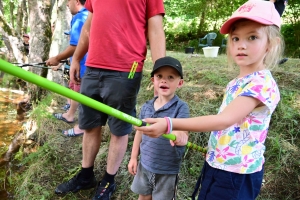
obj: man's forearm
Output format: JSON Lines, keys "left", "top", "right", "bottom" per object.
{"left": 56, "top": 45, "right": 76, "bottom": 61}
{"left": 148, "top": 15, "right": 166, "bottom": 63}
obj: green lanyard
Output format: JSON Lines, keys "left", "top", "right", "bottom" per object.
{"left": 128, "top": 61, "right": 138, "bottom": 79}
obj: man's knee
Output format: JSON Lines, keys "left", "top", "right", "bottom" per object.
{"left": 85, "top": 126, "right": 102, "bottom": 136}
{"left": 109, "top": 134, "right": 129, "bottom": 147}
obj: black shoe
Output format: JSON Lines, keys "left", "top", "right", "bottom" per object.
{"left": 279, "top": 58, "right": 288, "bottom": 65}
{"left": 55, "top": 172, "right": 97, "bottom": 195}
{"left": 92, "top": 180, "right": 116, "bottom": 200}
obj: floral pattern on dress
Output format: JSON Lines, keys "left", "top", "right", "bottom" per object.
{"left": 206, "top": 70, "right": 280, "bottom": 174}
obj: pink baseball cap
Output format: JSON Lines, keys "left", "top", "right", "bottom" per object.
{"left": 220, "top": 0, "right": 281, "bottom": 34}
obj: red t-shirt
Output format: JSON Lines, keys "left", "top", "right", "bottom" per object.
{"left": 85, "top": 0, "right": 165, "bottom": 72}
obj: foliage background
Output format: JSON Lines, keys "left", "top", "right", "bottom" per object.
{"left": 163, "top": 0, "right": 300, "bottom": 57}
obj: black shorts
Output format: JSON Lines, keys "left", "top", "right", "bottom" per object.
{"left": 79, "top": 67, "right": 142, "bottom": 136}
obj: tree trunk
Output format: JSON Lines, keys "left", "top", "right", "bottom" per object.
{"left": 0, "top": 1, "right": 3, "bottom": 14}
{"left": 9, "top": 1, "right": 14, "bottom": 28}
{"left": 197, "top": 1, "right": 208, "bottom": 36}
{"left": 27, "top": 0, "right": 52, "bottom": 102}
{"left": 16, "top": 2, "right": 24, "bottom": 34}
{"left": 47, "top": 0, "right": 71, "bottom": 84}
{"left": 21, "top": 0, "right": 28, "bottom": 34}
{"left": 0, "top": 10, "right": 24, "bottom": 63}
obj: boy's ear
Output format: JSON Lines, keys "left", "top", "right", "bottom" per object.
{"left": 151, "top": 77, "right": 154, "bottom": 83}
{"left": 177, "top": 79, "right": 184, "bottom": 88}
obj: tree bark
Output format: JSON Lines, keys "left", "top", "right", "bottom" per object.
{"left": 0, "top": 1, "right": 3, "bottom": 14}
{"left": 16, "top": 3, "right": 23, "bottom": 34}
{"left": 198, "top": 3, "right": 207, "bottom": 37}
{"left": 9, "top": 1, "right": 14, "bottom": 28}
{"left": 47, "top": 0, "right": 71, "bottom": 84}
{"left": 21, "top": 0, "right": 28, "bottom": 34}
{"left": 27, "top": 0, "right": 52, "bottom": 102}
{"left": 0, "top": 10, "right": 24, "bottom": 63}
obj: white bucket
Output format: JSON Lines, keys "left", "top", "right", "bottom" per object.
{"left": 202, "top": 46, "right": 220, "bottom": 57}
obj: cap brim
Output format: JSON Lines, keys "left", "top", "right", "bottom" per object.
{"left": 220, "top": 16, "right": 276, "bottom": 34}
{"left": 151, "top": 65, "right": 183, "bottom": 79}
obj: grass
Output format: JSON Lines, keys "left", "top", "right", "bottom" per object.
{"left": 4, "top": 51, "right": 300, "bottom": 199}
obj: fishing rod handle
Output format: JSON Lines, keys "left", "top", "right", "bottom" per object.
{"left": 164, "top": 134, "right": 207, "bottom": 153}
{"left": 60, "top": 60, "right": 68, "bottom": 64}
{"left": 24, "top": 60, "right": 67, "bottom": 65}
{"left": 187, "top": 142, "right": 207, "bottom": 153}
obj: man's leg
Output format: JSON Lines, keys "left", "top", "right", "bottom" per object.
{"left": 60, "top": 80, "right": 80, "bottom": 121}
{"left": 106, "top": 134, "right": 128, "bottom": 174}
{"left": 54, "top": 126, "right": 101, "bottom": 195}
{"left": 138, "top": 195, "right": 152, "bottom": 200}
{"left": 62, "top": 83, "right": 84, "bottom": 135}
{"left": 82, "top": 126, "right": 102, "bottom": 167}
{"left": 62, "top": 124, "right": 84, "bottom": 136}
{"left": 92, "top": 69, "right": 142, "bottom": 199}
{"left": 92, "top": 133, "right": 128, "bottom": 199}
{"left": 55, "top": 68, "right": 103, "bottom": 195}
{"left": 62, "top": 100, "right": 78, "bottom": 122}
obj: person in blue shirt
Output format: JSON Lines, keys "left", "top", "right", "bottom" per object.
{"left": 46, "top": 0, "right": 88, "bottom": 137}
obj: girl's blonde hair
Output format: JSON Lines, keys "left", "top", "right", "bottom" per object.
{"left": 226, "top": 20, "right": 285, "bottom": 70}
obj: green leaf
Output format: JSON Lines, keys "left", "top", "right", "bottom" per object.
{"left": 246, "top": 158, "right": 263, "bottom": 173}
{"left": 248, "top": 141, "right": 256, "bottom": 147}
{"left": 250, "top": 125, "right": 265, "bottom": 131}
{"left": 210, "top": 135, "right": 217, "bottom": 149}
{"left": 229, "top": 140, "right": 238, "bottom": 148}
{"left": 224, "top": 157, "right": 241, "bottom": 165}
{"left": 226, "top": 95, "right": 233, "bottom": 105}
{"left": 228, "top": 131, "right": 235, "bottom": 136}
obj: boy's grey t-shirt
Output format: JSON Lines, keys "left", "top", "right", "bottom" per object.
{"left": 140, "top": 95, "right": 190, "bottom": 174}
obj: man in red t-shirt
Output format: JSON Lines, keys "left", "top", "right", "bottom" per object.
{"left": 55, "top": 0, "right": 166, "bottom": 199}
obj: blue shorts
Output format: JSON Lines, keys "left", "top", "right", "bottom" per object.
{"left": 192, "top": 162, "right": 263, "bottom": 200}
{"left": 79, "top": 67, "right": 142, "bottom": 136}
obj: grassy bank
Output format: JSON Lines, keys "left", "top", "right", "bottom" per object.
{"left": 8, "top": 51, "right": 300, "bottom": 200}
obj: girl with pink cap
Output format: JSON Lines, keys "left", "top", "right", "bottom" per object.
{"left": 134, "top": 0, "right": 284, "bottom": 199}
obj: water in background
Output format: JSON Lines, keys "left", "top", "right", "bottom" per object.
{"left": 0, "top": 88, "right": 25, "bottom": 199}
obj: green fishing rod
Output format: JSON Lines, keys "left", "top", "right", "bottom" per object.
{"left": 0, "top": 59, "right": 207, "bottom": 153}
